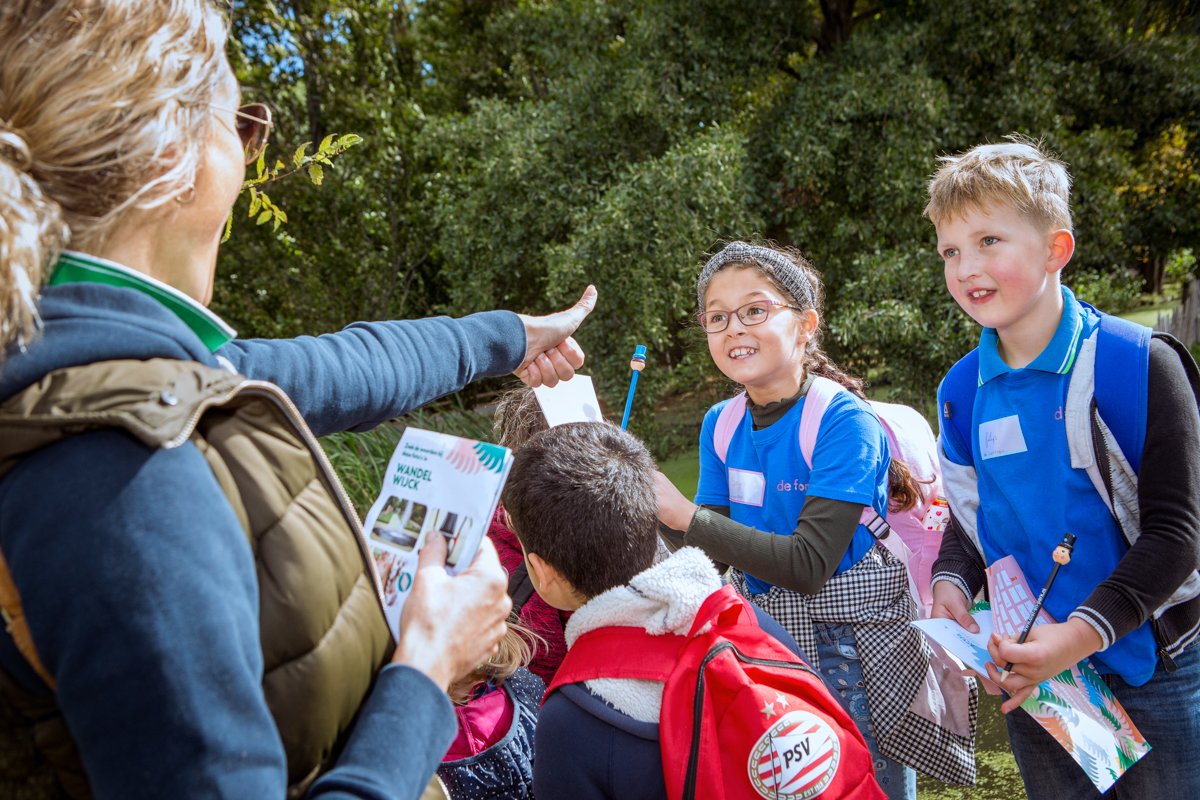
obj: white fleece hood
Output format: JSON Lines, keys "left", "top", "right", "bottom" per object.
{"left": 563, "top": 546, "right": 722, "bottom": 723}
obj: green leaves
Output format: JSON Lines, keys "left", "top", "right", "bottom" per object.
{"left": 216, "top": 0, "right": 1200, "bottom": 422}
{"left": 225, "top": 132, "right": 365, "bottom": 239}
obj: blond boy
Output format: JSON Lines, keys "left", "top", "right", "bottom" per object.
{"left": 926, "top": 138, "right": 1200, "bottom": 799}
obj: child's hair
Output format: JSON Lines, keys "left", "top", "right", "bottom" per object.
{"left": 924, "top": 135, "right": 1073, "bottom": 233}
{"left": 493, "top": 384, "right": 549, "bottom": 451}
{"left": 501, "top": 422, "right": 659, "bottom": 599}
{"left": 696, "top": 241, "right": 928, "bottom": 512}
{"left": 447, "top": 621, "right": 544, "bottom": 705}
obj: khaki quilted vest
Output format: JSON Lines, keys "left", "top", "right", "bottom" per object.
{"left": 0, "top": 359, "right": 393, "bottom": 798}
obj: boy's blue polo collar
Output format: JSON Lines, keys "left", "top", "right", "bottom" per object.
{"left": 48, "top": 250, "right": 237, "bottom": 352}
{"left": 977, "top": 286, "right": 1086, "bottom": 385}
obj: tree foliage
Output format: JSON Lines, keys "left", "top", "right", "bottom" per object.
{"left": 218, "top": 0, "right": 1200, "bottom": 425}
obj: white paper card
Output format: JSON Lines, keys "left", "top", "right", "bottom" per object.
{"left": 728, "top": 468, "right": 766, "bottom": 506}
{"left": 532, "top": 375, "right": 604, "bottom": 427}
{"left": 911, "top": 611, "right": 996, "bottom": 675}
{"left": 362, "top": 428, "right": 513, "bottom": 640}
{"left": 979, "top": 414, "right": 1028, "bottom": 460}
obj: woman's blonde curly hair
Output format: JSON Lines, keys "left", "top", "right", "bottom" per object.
{"left": 0, "top": 0, "right": 230, "bottom": 353}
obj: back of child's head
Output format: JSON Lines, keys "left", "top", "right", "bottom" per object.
{"left": 493, "top": 384, "right": 549, "bottom": 451}
{"left": 924, "top": 135, "right": 1073, "bottom": 233}
{"left": 501, "top": 422, "right": 659, "bottom": 599}
{"left": 695, "top": 241, "right": 929, "bottom": 513}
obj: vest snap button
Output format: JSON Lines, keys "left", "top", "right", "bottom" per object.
{"left": 159, "top": 389, "right": 179, "bottom": 406}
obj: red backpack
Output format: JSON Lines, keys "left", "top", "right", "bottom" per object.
{"left": 545, "top": 586, "right": 884, "bottom": 800}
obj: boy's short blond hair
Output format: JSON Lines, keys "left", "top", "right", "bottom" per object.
{"left": 924, "top": 136, "right": 1073, "bottom": 232}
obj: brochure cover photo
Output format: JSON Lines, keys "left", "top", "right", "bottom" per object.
{"left": 361, "top": 428, "right": 513, "bottom": 639}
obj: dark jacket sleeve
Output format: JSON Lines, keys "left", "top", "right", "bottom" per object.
{"left": 667, "top": 497, "right": 863, "bottom": 595}
{"left": 217, "top": 312, "right": 527, "bottom": 437}
{"left": 0, "top": 431, "right": 454, "bottom": 800}
{"left": 931, "top": 512, "right": 987, "bottom": 603}
{"left": 1074, "top": 338, "right": 1200, "bottom": 646}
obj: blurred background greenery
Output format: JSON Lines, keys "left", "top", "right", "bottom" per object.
{"left": 222, "top": 0, "right": 1200, "bottom": 453}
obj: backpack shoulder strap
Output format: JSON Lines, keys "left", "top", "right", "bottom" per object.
{"left": 797, "top": 376, "right": 843, "bottom": 469}
{"left": 1093, "top": 312, "right": 1152, "bottom": 473}
{"left": 544, "top": 627, "right": 684, "bottom": 701}
{"left": 712, "top": 393, "right": 748, "bottom": 464}
{"left": 506, "top": 561, "right": 537, "bottom": 618}
{"left": 938, "top": 348, "right": 981, "bottom": 466}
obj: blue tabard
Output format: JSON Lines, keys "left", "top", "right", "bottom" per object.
{"left": 696, "top": 389, "right": 890, "bottom": 595}
{"left": 938, "top": 287, "right": 1159, "bottom": 686}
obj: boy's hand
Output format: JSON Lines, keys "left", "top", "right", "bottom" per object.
{"left": 654, "top": 471, "right": 697, "bottom": 532}
{"left": 515, "top": 286, "right": 597, "bottom": 387}
{"left": 985, "top": 618, "right": 1104, "bottom": 713}
{"left": 392, "top": 534, "right": 512, "bottom": 693}
{"left": 929, "top": 581, "right": 981, "bottom": 677}
{"left": 931, "top": 581, "right": 979, "bottom": 633}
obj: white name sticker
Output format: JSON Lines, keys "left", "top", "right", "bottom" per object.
{"left": 728, "top": 468, "right": 766, "bottom": 506}
{"left": 979, "top": 415, "right": 1028, "bottom": 460}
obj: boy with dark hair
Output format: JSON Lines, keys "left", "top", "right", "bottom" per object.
{"left": 502, "top": 423, "right": 851, "bottom": 800}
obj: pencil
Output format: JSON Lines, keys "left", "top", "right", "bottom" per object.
{"left": 1000, "top": 532, "right": 1076, "bottom": 679}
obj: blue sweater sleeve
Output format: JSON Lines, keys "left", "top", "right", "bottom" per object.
{"left": 307, "top": 665, "right": 456, "bottom": 800}
{"left": 0, "top": 432, "right": 455, "bottom": 800}
{"left": 216, "top": 312, "right": 527, "bottom": 437}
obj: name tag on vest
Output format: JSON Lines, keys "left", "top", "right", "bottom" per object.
{"left": 728, "top": 468, "right": 766, "bottom": 506}
{"left": 979, "top": 414, "right": 1028, "bottom": 460}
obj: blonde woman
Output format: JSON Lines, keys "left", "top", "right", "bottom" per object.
{"left": 0, "top": 2, "right": 595, "bottom": 799}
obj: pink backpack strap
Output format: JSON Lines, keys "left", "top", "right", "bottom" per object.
{"left": 797, "top": 376, "right": 844, "bottom": 469}
{"left": 712, "top": 393, "right": 748, "bottom": 463}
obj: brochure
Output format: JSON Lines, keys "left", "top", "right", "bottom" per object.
{"left": 914, "top": 559, "right": 1152, "bottom": 792}
{"left": 985, "top": 556, "right": 1151, "bottom": 792}
{"left": 361, "top": 427, "right": 513, "bottom": 640}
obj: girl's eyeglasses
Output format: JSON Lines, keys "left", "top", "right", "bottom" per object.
{"left": 209, "top": 103, "right": 273, "bottom": 165}
{"left": 696, "top": 299, "right": 803, "bottom": 334}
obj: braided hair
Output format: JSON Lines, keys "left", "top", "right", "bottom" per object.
{"left": 697, "top": 242, "right": 926, "bottom": 512}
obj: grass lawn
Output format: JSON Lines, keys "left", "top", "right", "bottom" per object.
{"left": 1119, "top": 296, "right": 1180, "bottom": 328}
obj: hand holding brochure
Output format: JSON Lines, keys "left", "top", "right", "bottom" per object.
{"left": 914, "top": 557, "right": 1151, "bottom": 793}
{"left": 361, "top": 427, "right": 513, "bottom": 640}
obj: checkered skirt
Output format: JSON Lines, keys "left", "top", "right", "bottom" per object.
{"left": 731, "top": 545, "right": 978, "bottom": 786}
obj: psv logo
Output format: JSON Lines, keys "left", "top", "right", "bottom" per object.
{"left": 747, "top": 710, "right": 840, "bottom": 799}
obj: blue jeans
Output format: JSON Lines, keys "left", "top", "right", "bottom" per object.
{"left": 1006, "top": 643, "right": 1200, "bottom": 800}
{"left": 813, "top": 621, "right": 917, "bottom": 800}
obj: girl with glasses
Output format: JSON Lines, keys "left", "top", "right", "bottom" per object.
{"left": 0, "top": 2, "right": 596, "bottom": 799}
{"left": 655, "top": 241, "right": 977, "bottom": 799}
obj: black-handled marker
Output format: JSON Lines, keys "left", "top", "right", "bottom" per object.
{"left": 1000, "top": 532, "right": 1076, "bottom": 680}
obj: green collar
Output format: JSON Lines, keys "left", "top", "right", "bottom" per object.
{"left": 49, "top": 251, "right": 237, "bottom": 352}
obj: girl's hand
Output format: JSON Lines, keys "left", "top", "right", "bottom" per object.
{"left": 515, "top": 286, "right": 597, "bottom": 387}
{"left": 984, "top": 618, "right": 1104, "bottom": 713}
{"left": 393, "top": 534, "right": 512, "bottom": 692}
{"left": 654, "top": 471, "right": 697, "bottom": 532}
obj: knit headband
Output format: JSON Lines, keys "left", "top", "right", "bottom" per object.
{"left": 695, "top": 242, "right": 816, "bottom": 311}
